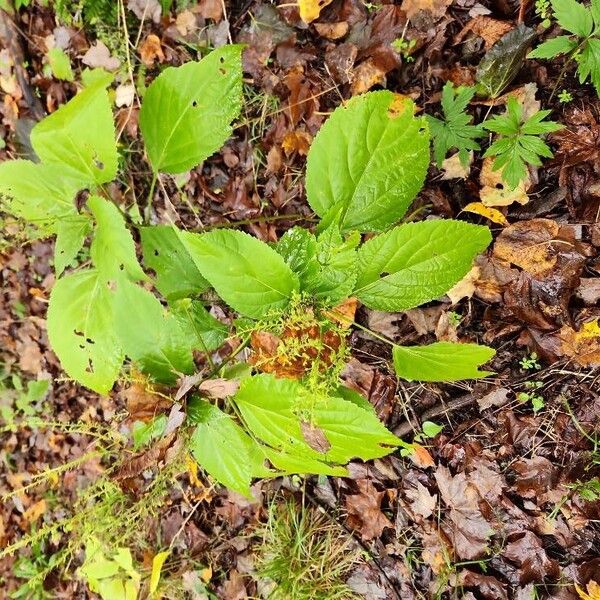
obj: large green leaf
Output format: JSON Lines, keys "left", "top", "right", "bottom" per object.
{"left": 0, "top": 160, "right": 82, "bottom": 227}
{"left": 140, "top": 225, "right": 208, "bottom": 301}
{"left": 180, "top": 229, "right": 299, "bottom": 318}
{"left": 354, "top": 220, "right": 491, "bottom": 311}
{"left": 234, "top": 374, "right": 403, "bottom": 468}
{"left": 47, "top": 269, "right": 122, "bottom": 395}
{"left": 88, "top": 196, "right": 147, "bottom": 282}
{"left": 111, "top": 277, "right": 194, "bottom": 384}
{"left": 393, "top": 342, "right": 495, "bottom": 382}
{"left": 54, "top": 215, "right": 92, "bottom": 276}
{"left": 30, "top": 75, "right": 117, "bottom": 185}
{"left": 139, "top": 45, "right": 243, "bottom": 174}
{"left": 188, "top": 399, "right": 261, "bottom": 498}
{"left": 305, "top": 91, "right": 429, "bottom": 233}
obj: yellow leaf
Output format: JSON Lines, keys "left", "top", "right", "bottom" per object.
{"left": 186, "top": 454, "right": 202, "bottom": 487}
{"left": 200, "top": 565, "right": 212, "bottom": 583}
{"left": 150, "top": 550, "right": 169, "bottom": 594}
{"left": 574, "top": 319, "right": 600, "bottom": 341}
{"left": 576, "top": 581, "right": 600, "bottom": 600}
{"left": 298, "top": 0, "right": 334, "bottom": 24}
{"left": 463, "top": 202, "right": 509, "bottom": 226}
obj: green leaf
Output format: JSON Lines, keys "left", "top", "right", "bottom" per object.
{"left": 0, "top": 160, "right": 82, "bottom": 227}
{"left": 48, "top": 47, "right": 74, "bottom": 81}
{"left": 47, "top": 269, "right": 122, "bottom": 394}
{"left": 180, "top": 229, "right": 299, "bottom": 319}
{"left": 305, "top": 91, "right": 429, "bottom": 233}
{"left": 171, "top": 298, "right": 228, "bottom": 353}
{"left": 140, "top": 225, "right": 208, "bottom": 301}
{"left": 31, "top": 77, "right": 117, "bottom": 185}
{"left": 303, "top": 226, "right": 360, "bottom": 305}
{"left": 527, "top": 35, "right": 578, "bottom": 59}
{"left": 234, "top": 374, "right": 404, "bottom": 469}
{"left": 476, "top": 24, "right": 536, "bottom": 98}
{"left": 188, "top": 399, "right": 258, "bottom": 497}
{"left": 551, "top": 0, "right": 593, "bottom": 36}
{"left": 354, "top": 220, "right": 491, "bottom": 311}
{"left": 54, "top": 216, "right": 92, "bottom": 276}
{"left": 139, "top": 45, "right": 243, "bottom": 174}
{"left": 425, "top": 83, "right": 483, "bottom": 167}
{"left": 421, "top": 421, "right": 444, "bottom": 438}
{"left": 88, "top": 196, "right": 147, "bottom": 282}
{"left": 112, "top": 277, "right": 194, "bottom": 384}
{"left": 577, "top": 38, "right": 600, "bottom": 95}
{"left": 276, "top": 227, "right": 319, "bottom": 282}
{"left": 392, "top": 342, "right": 495, "bottom": 382}
{"left": 132, "top": 414, "right": 167, "bottom": 450}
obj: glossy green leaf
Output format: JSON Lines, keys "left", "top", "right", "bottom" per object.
{"left": 139, "top": 45, "right": 243, "bottom": 174}
{"left": 393, "top": 342, "right": 495, "bottom": 381}
{"left": 112, "top": 277, "right": 193, "bottom": 384}
{"left": 140, "top": 225, "right": 208, "bottom": 301}
{"left": 305, "top": 91, "right": 429, "bottom": 233}
{"left": 47, "top": 269, "right": 122, "bottom": 395}
{"left": 180, "top": 229, "right": 299, "bottom": 318}
{"left": 476, "top": 24, "right": 536, "bottom": 98}
{"left": 354, "top": 220, "right": 492, "bottom": 311}
{"left": 577, "top": 38, "right": 600, "bottom": 95}
{"left": 31, "top": 76, "right": 117, "bottom": 184}
{"left": 276, "top": 227, "right": 319, "bottom": 282}
{"left": 88, "top": 196, "right": 147, "bottom": 282}
{"left": 188, "top": 398, "right": 264, "bottom": 497}
{"left": 54, "top": 216, "right": 92, "bottom": 276}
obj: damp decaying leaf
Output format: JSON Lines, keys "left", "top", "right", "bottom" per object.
{"left": 476, "top": 24, "right": 536, "bottom": 99}
{"left": 345, "top": 479, "right": 394, "bottom": 541}
{"left": 298, "top": 0, "right": 334, "bottom": 24}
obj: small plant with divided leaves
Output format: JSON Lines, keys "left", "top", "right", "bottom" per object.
{"left": 0, "top": 45, "right": 495, "bottom": 497}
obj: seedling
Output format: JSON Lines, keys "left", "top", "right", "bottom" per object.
{"left": 558, "top": 89, "right": 574, "bottom": 102}
{"left": 535, "top": 0, "right": 552, "bottom": 28}
{"left": 520, "top": 352, "right": 541, "bottom": 370}
{"left": 517, "top": 380, "right": 544, "bottom": 412}
{"left": 0, "top": 46, "right": 496, "bottom": 497}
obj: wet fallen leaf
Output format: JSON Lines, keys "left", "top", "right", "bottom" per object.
{"left": 404, "top": 479, "right": 437, "bottom": 519}
{"left": 346, "top": 479, "right": 393, "bottom": 541}
{"left": 401, "top": 0, "right": 452, "bottom": 22}
{"left": 351, "top": 59, "right": 386, "bottom": 95}
{"left": 298, "top": 0, "right": 334, "bottom": 24}
{"left": 128, "top": 0, "right": 161, "bottom": 23}
{"left": 175, "top": 10, "right": 197, "bottom": 36}
{"left": 576, "top": 581, "right": 600, "bottom": 600}
{"left": 122, "top": 380, "right": 172, "bottom": 422}
{"left": 463, "top": 202, "right": 509, "bottom": 226}
{"left": 502, "top": 531, "right": 560, "bottom": 584}
{"left": 559, "top": 319, "right": 600, "bottom": 367}
{"left": 139, "top": 34, "right": 164, "bottom": 66}
{"left": 409, "top": 443, "right": 436, "bottom": 468}
{"left": 314, "top": 21, "right": 349, "bottom": 40}
{"left": 493, "top": 219, "right": 560, "bottom": 277}
{"left": 434, "top": 466, "right": 493, "bottom": 559}
{"left": 455, "top": 15, "right": 513, "bottom": 49}
{"left": 282, "top": 130, "right": 312, "bottom": 156}
{"left": 480, "top": 157, "right": 529, "bottom": 206}
{"left": 446, "top": 265, "right": 481, "bottom": 304}
{"left": 441, "top": 152, "right": 471, "bottom": 179}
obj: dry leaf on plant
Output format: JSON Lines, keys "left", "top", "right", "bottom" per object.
{"left": 480, "top": 157, "right": 529, "bottom": 207}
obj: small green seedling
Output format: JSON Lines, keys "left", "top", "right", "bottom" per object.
{"left": 520, "top": 352, "right": 541, "bottom": 370}
{"left": 517, "top": 380, "right": 544, "bottom": 413}
{"left": 483, "top": 97, "right": 562, "bottom": 189}
{"left": 558, "top": 89, "right": 574, "bottom": 102}
{"left": 535, "top": 0, "right": 552, "bottom": 28}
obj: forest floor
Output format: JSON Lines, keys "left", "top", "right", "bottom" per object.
{"left": 1, "top": 0, "right": 600, "bottom": 598}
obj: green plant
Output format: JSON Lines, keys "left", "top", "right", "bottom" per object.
{"left": 482, "top": 97, "right": 562, "bottom": 189}
{"left": 519, "top": 351, "right": 541, "bottom": 370}
{"left": 392, "top": 35, "right": 416, "bottom": 62}
{"left": 535, "top": 0, "right": 553, "bottom": 27}
{"left": 0, "top": 371, "right": 50, "bottom": 432}
{"left": 0, "top": 47, "right": 495, "bottom": 497}
{"left": 558, "top": 88, "right": 574, "bottom": 102}
{"left": 517, "top": 380, "right": 544, "bottom": 412}
{"left": 254, "top": 498, "right": 360, "bottom": 600}
{"left": 426, "top": 82, "right": 484, "bottom": 167}
{"left": 528, "top": 0, "right": 600, "bottom": 95}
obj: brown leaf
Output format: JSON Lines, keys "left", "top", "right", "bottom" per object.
{"left": 458, "top": 570, "right": 508, "bottom": 599}
{"left": 314, "top": 21, "right": 349, "bottom": 40}
{"left": 502, "top": 531, "right": 560, "bottom": 584}
{"left": 197, "top": 0, "right": 222, "bottom": 21}
{"left": 493, "top": 219, "right": 560, "bottom": 277}
{"left": 300, "top": 421, "right": 331, "bottom": 453}
{"left": 480, "top": 157, "right": 529, "bottom": 207}
{"left": 139, "top": 34, "right": 164, "bottom": 66}
{"left": 401, "top": 0, "right": 452, "bottom": 21}
{"left": 22, "top": 499, "right": 46, "bottom": 526}
{"left": 281, "top": 130, "right": 312, "bottom": 156}
{"left": 350, "top": 58, "right": 386, "bottom": 95}
{"left": 404, "top": 479, "right": 437, "bottom": 519}
{"left": 434, "top": 466, "right": 493, "bottom": 560}
{"left": 198, "top": 378, "right": 240, "bottom": 399}
{"left": 346, "top": 479, "right": 393, "bottom": 541}
{"left": 324, "top": 297, "right": 358, "bottom": 328}
{"left": 559, "top": 319, "right": 600, "bottom": 367}
{"left": 123, "top": 380, "right": 172, "bottom": 422}
{"left": 511, "top": 456, "right": 557, "bottom": 498}
{"left": 409, "top": 443, "right": 435, "bottom": 468}
{"left": 455, "top": 16, "right": 513, "bottom": 49}
{"left": 82, "top": 41, "right": 121, "bottom": 71}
